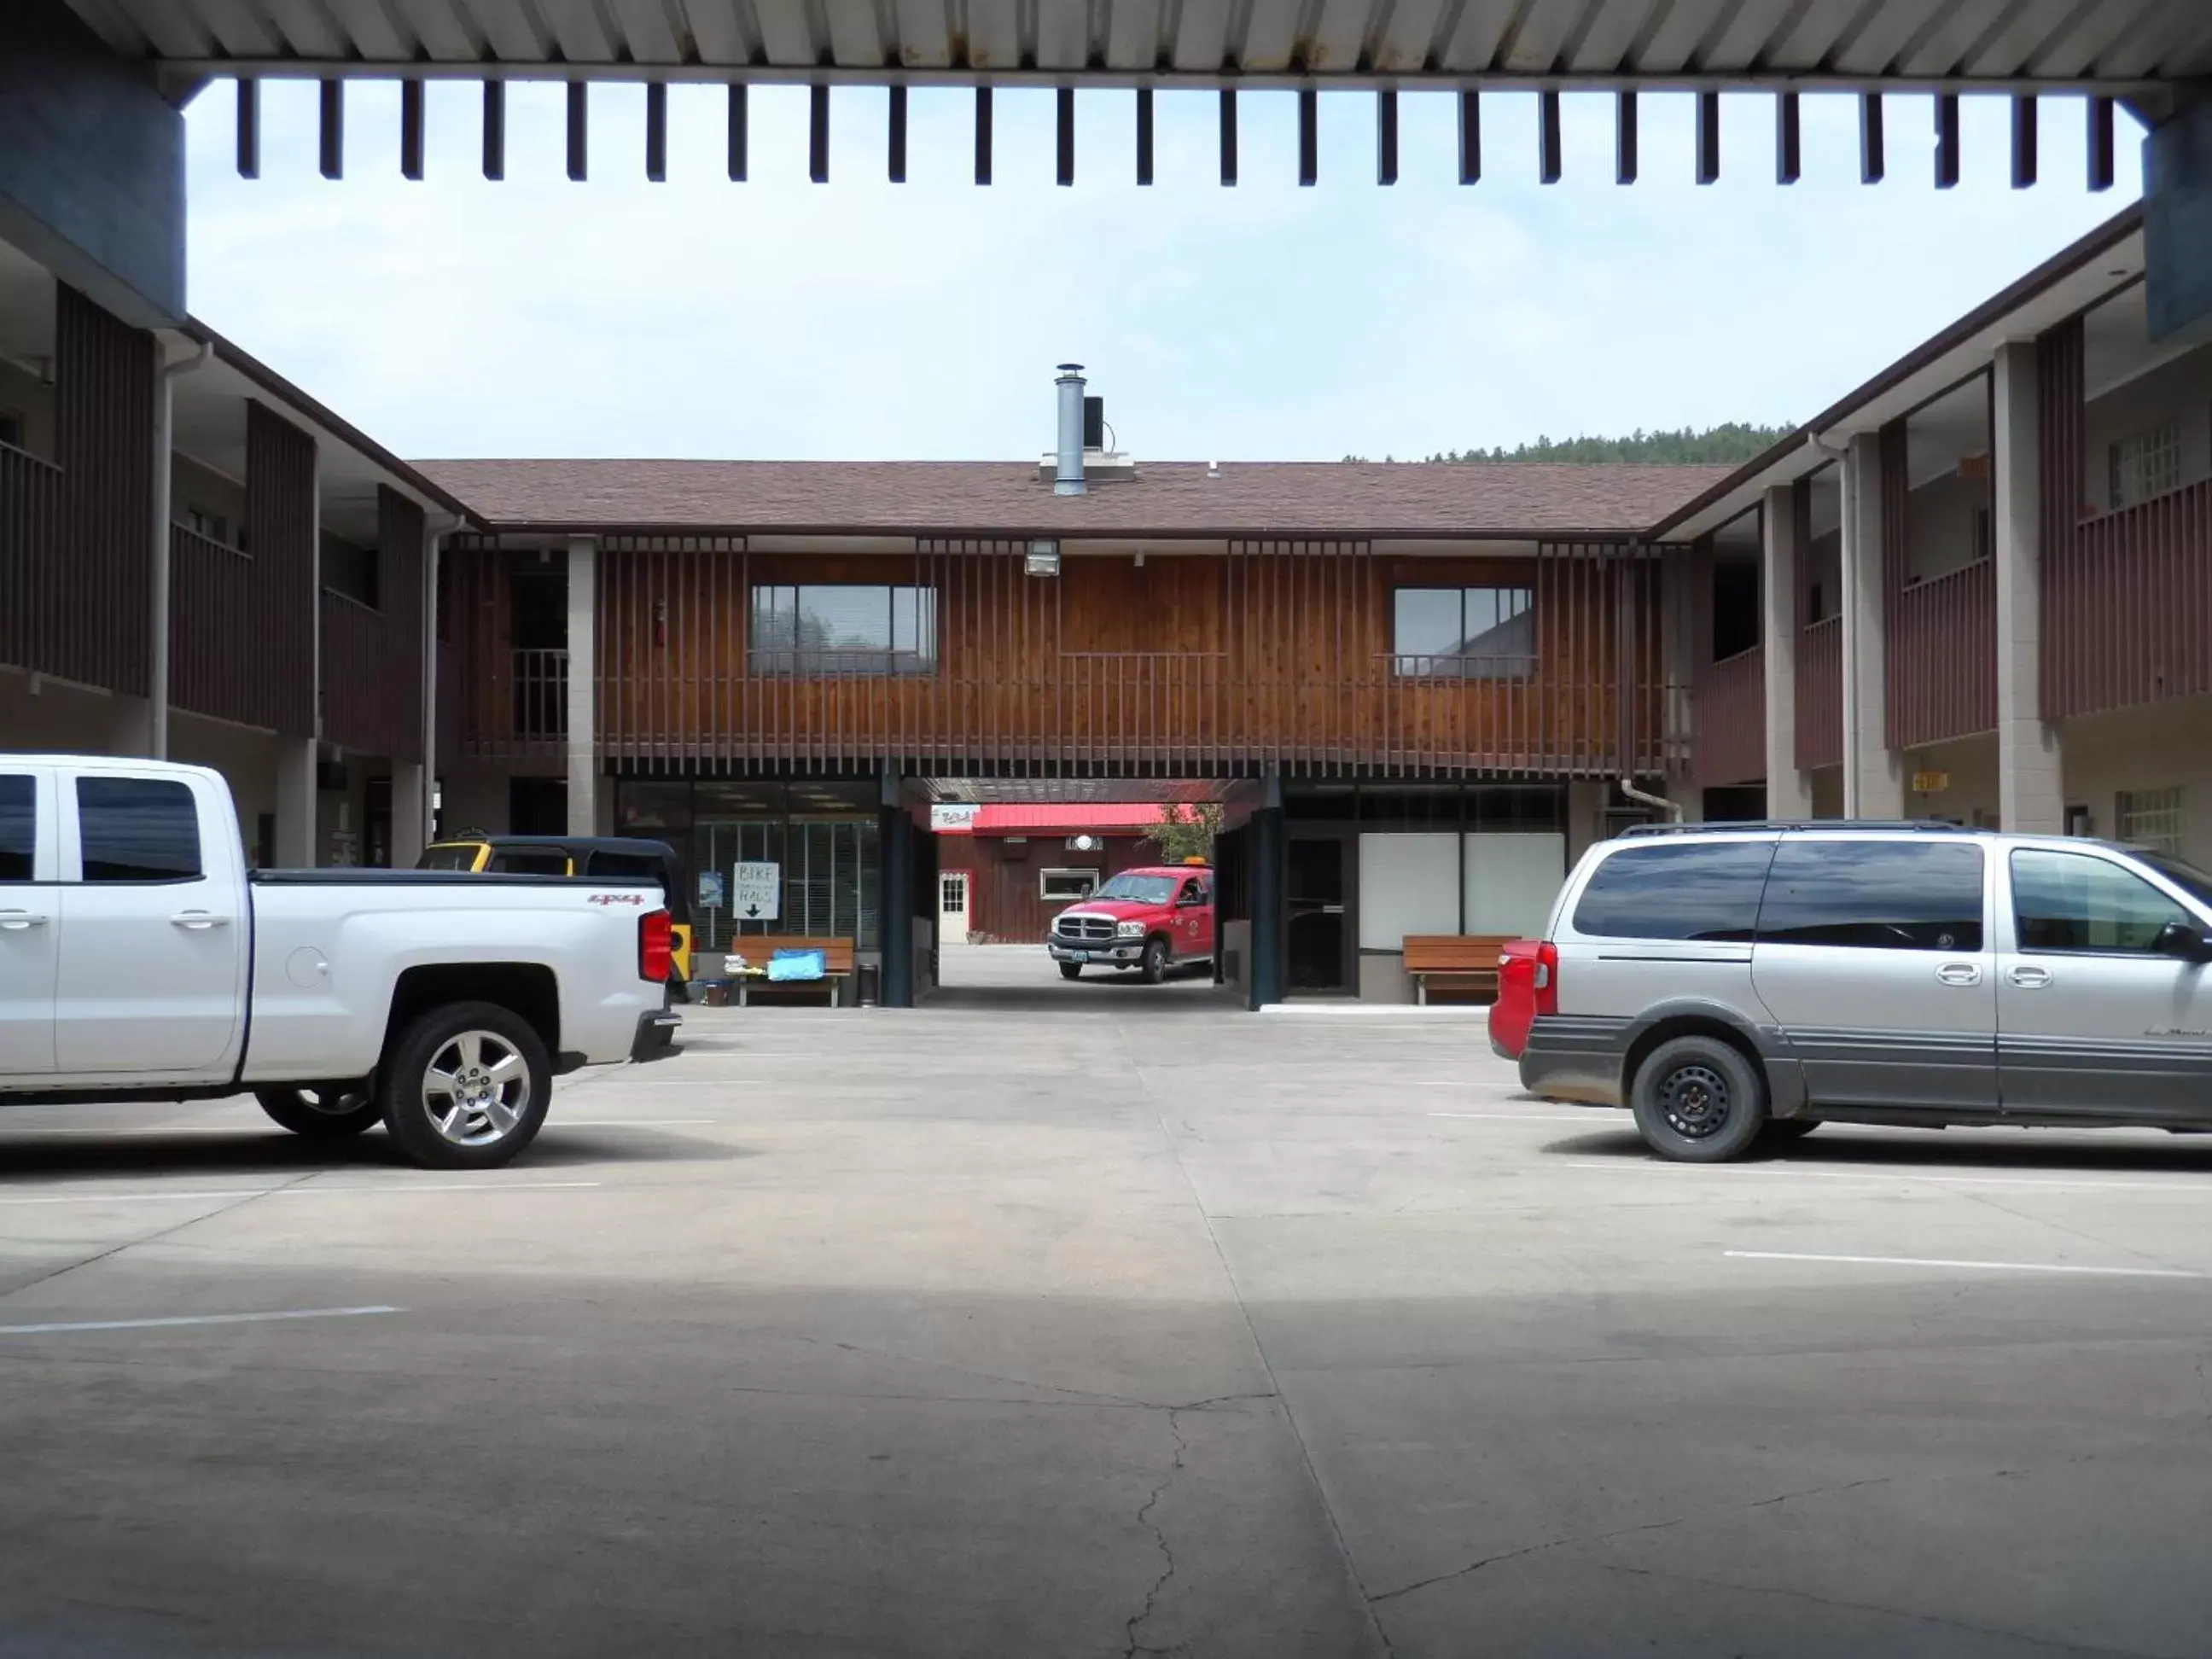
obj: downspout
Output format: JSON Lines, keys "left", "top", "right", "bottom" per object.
{"left": 150, "top": 337, "right": 212, "bottom": 759}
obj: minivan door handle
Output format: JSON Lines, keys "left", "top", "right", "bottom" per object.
{"left": 1936, "top": 962, "right": 1983, "bottom": 987}
{"left": 2009, "top": 964, "right": 2052, "bottom": 989}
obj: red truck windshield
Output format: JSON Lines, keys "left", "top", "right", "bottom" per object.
{"left": 1093, "top": 873, "right": 1179, "bottom": 904}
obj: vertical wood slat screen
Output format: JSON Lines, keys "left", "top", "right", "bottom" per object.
{"left": 320, "top": 486, "right": 427, "bottom": 762}
{"left": 1883, "top": 414, "right": 1997, "bottom": 750}
{"left": 1791, "top": 478, "right": 1843, "bottom": 771}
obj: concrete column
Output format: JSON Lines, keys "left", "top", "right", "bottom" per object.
{"left": 149, "top": 367, "right": 172, "bottom": 758}
{"left": 104, "top": 693, "right": 152, "bottom": 756}
{"left": 1249, "top": 791, "right": 1285, "bottom": 1010}
{"left": 390, "top": 762, "right": 428, "bottom": 866}
{"left": 1840, "top": 433, "right": 1904, "bottom": 818}
{"left": 879, "top": 786, "right": 914, "bottom": 1010}
{"left": 564, "top": 535, "right": 597, "bottom": 837}
{"left": 274, "top": 736, "right": 316, "bottom": 868}
{"left": 1993, "top": 341, "right": 2064, "bottom": 831}
{"left": 1761, "top": 485, "right": 1815, "bottom": 818}
{"left": 420, "top": 529, "right": 441, "bottom": 845}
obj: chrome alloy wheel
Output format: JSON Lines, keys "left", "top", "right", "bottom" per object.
{"left": 422, "top": 1029, "right": 533, "bottom": 1147}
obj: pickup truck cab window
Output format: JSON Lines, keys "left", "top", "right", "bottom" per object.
{"left": 0, "top": 774, "right": 33, "bottom": 881}
{"left": 1094, "top": 873, "right": 1178, "bottom": 904}
{"left": 76, "top": 777, "right": 201, "bottom": 882}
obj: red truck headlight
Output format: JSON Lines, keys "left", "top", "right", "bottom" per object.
{"left": 639, "top": 908, "right": 672, "bottom": 983}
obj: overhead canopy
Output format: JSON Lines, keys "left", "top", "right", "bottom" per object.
{"left": 65, "top": 0, "right": 2212, "bottom": 92}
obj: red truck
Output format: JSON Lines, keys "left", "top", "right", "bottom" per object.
{"left": 1047, "top": 864, "right": 1215, "bottom": 984}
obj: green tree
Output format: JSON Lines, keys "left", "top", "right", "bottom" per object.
{"left": 1144, "top": 803, "right": 1224, "bottom": 865}
{"left": 1344, "top": 423, "right": 1793, "bottom": 467}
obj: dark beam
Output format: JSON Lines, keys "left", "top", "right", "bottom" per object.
{"left": 1615, "top": 88, "right": 1636, "bottom": 183}
{"left": 483, "top": 79, "right": 504, "bottom": 180}
{"left": 1135, "top": 86, "right": 1154, "bottom": 184}
{"left": 1776, "top": 90, "right": 1800, "bottom": 184}
{"left": 318, "top": 79, "right": 342, "bottom": 179}
{"left": 975, "top": 85, "right": 992, "bottom": 184}
{"left": 1860, "top": 91, "right": 1883, "bottom": 184}
{"left": 1298, "top": 86, "right": 1316, "bottom": 185}
{"left": 2011, "top": 94, "right": 2035, "bottom": 188}
{"left": 1935, "top": 90, "right": 1959, "bottom": 188}
{"left": 645, "top": 81, "right": 667, "bottom": 181}
{"left": 236, "top": 77, "right": 258, "bottom": 178}
{"left": 1539, "top": 88, "right": 1561, "bottom": 183}
{"left": 566, "top": 80, "right": 586, "bottom": 181}
{"left": 727, "top": 84, "right": 747, "bottom": 181}
{"left": 808, "top": 81, "right": 828, "bottom": 182}
{"left": 400, "top": 79, "right": 424, "bottom": 179}
{"left": 1220, "top": 87, "right": 1237, "bottom": 186}
{"left": 2088, "top": 95, "right": 2115, "bottom": 193}
{"left": 888, "top": 84, "right": 906, "bottom": 182}
{"left": 1458, "top": 89, "right": 1481, "bottom": 183}
{"left": 1377, "top": 88, "right": 1398, "bottom": 185}
{"left": 1696, "top": 90, "right": 1719, "bottom": 183}
{"left": 1057, "top": 85, "right": 1074, "bottom": 186}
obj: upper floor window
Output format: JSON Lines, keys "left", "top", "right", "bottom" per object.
{"left": 1392, "top": 585, "right": 1534, "bottom": 678}
{"left": 749, "top": 585, "right": 937, "bottom": 677}
{"left": 2109, "top": 419, "right": 2180, "bottom": 509}
{"left": 2117, "top": 786, "right": 2186, "bottom": 856}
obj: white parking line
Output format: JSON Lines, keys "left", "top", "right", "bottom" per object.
{"left": 0, "top": 1305, "right": 401, "bottom": 1336}
{"left": 1429, "top": 1111, "right": 1599, "bottom": 1122}
{"left": 5, "top": 1121, "right": 711, "bottom": 1138}
{"left": 1724, "top": 1249, "right": 2203, "bottom": 1280}
{"left": 1560, "top": 1161, "right": 2212, "bottom": 1195}
{"left": 0, "top": 1181, "right": 602, "bottom": 1207}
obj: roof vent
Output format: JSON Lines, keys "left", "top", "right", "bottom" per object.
{"left": 1053, "top": 363, "right": 1086, "bottom": 497}
{"left": 1039, "top": 364, "right": 1137, "bottom": 486}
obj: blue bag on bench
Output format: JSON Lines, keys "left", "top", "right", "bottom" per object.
{"left": 766, "top": 948, "right": 828, "bottom": 982}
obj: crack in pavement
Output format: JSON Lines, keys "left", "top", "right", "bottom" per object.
{"left": 1124, "top": 1406, "right": 1189, "bottom": 1659}
{"left": 1367, "top": 1474, "right": 1896, "bottom": 1608}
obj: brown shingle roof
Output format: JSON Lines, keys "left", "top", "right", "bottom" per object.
{"left": 414, "top": 458, "right": 1730, "bottom": 539}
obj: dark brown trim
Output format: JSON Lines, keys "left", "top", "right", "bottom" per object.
{"left": 445, "top": 521, "right": 1672, "bottom": 543}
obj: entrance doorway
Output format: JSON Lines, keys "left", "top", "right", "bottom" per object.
{"left": 938, "top": 870, "right": 969, "bottom": 941}
{"left": 1286, "top": 835, "right": 1350, "bottom": 992}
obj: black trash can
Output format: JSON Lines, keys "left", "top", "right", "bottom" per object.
{"left": 855, "top": 963, "right": 880, "bottom": 1008}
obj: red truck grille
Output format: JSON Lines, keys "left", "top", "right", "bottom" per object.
{"left": 1054, "top": 916, "right": 1116, "bottom": 943}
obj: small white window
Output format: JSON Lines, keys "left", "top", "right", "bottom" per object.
{"left": 2116, "top": 787, "right": 2186, "bottom": 856}
{"left": 2109, "top": 420, "right": 2180, "bottom": 509}
{"left": 1039, "top": 868, "right": 1100, "bottom": 902}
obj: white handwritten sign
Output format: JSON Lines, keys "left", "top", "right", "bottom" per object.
{"left": 732, "top": 861, "right": 780, "bottom": 922}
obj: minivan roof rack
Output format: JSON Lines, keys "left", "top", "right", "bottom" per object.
{"left": 1616, "top": 819, "right": 1972, "bottom": 837}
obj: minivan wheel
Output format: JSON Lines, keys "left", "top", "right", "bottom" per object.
{"left": 255, "top": 1085, "right": 380, "bottom": 1140}
{"left": 378, "top": 1001, "right": 552, "bottom": 1171}
{"left": 1630, "top": 1036, "right": 1768, "bottom": 1163}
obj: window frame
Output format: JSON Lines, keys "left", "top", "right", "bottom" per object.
{"left": 747, "top": 583, "right": 939, "bottom": 678}
{"left": 2006, "top": 847, "right": 2200, "bottom": 959}
{"left": 2109, "top": 418, "right": 2182, "bottom": 510}
{"left": 1390, "top": 585, "right": 1537, "bottom": 681}
{"left": 1038, "top": 867, "right": 1101, "bottom": 903}
{"left": 2116, "top": 785, "right": 2186, "bottom": 857}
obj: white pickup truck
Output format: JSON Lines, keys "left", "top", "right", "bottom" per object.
{"left": 0, "top": 756, "right": 682, "bottom": 1168}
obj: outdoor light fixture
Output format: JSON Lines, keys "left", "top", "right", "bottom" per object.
{"left": 1026, "top": 540, "right": 1061, "bottom": 577}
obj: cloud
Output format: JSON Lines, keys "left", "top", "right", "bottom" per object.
{"left": 182, "top": 80, "right": 2142, "bottom": 463}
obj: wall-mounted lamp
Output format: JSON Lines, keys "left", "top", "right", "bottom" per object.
{"left": 1026, "top": 539, "right": 1061, "bottom": 577}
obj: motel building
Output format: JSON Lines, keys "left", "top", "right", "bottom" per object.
{"left": 4, "top": 207, "right": 2210, "bottom": 1006}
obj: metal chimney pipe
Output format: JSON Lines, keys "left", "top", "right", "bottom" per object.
{"left": 1054, "top": 363, "right": 1086, "bottom": 496}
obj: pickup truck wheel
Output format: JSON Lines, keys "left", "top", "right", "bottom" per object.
{"left": 378, "top": 1003, "right": 551, "bottom": 1171}
{"left": 1140, "top": 938, "right": 1170, "bottom": 985}
{"left": 1058, "top": 962, "right": 1083, "bottom": 981}
{"left": 255, "top": 1086, "right": 380, "bottom": 1140}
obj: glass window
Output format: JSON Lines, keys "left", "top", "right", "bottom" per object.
{"left": 2116, "top": 786, "right": 2185, "bottom": 856}
{"left": 77, "top": 777, "right": 201, "bottom": 882}
{"left": 1569, "top": 841, "right": 1776, "bottom": 940}
{"left": 2012, "top": 850, "right": 2192, "bottom": 953}
{"left": 1756, "top": 841, "right": 1984, "bottom": 952}
{"left": 487, "top": 849, "right": 571, "bottom": 876}
{"left": 1179, "top": 878, "right": 1207, "bottom": 905}
{"left": 584, "top": 849, "right": 668, "bottom": 884}
{"left": 1039, "top": 868, "right": 1100, "bottom": 902}
{"left": 1392, "top": 586, "right": 1534, "bottom": 678}
{"left": 419, "top": 843, "right": 481, "bottom": 870}
{"left": 749, "top": 585, "right": 937, "bottom": 676}
{"left": 2138, "top": 852, "right": 2212, "bottom": 913}
{"left": 2109, "top": 419, "right": 2180, "bottom": 509}
{"left": 1095, "top": 872, "right": 1179, "bottom": 904}
{"left": 0, "top": 775, "right": 33, "bottom": 882}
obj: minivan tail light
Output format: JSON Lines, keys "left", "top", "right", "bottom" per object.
{"left": 1534, "top": 941, "right": 1559, "bottom": 1017}
{"left": 638, "top": 908, "right": 672, "bottom": 983}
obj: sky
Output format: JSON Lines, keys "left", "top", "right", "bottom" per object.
{"left": 181, "top": 79, "right": 2142, "bottom": 464}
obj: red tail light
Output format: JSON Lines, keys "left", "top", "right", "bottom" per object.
{"left": 1534, "top": 941, "right": 1560, "bottom": 1018}
{"left": 638, "top": 908, "right": 672, "bottom": 983}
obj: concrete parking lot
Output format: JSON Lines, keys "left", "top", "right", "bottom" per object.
{"left": 4, "top": 952, "right": 2212, "bottom": 1656}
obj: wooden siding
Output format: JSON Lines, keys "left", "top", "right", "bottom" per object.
{"left": 0, "top": 288, "right": 156, "bottom": 692}
{"left": 2047, "top": 480, "right": 2212, "bottom": 719}
{"left": 441, "top": 538, "right": 1671, "bottom": 779}
{"left": 1693, "top": 646, "right": 1766, "bottom": 788}
{"left": 1888, "top": 560, "right": 1997, "bottom": 747}
{"left": 1796, "top": 615, "right": 1842, "bottom": 771}
{"left": 941, "top": 832, "right": 1158, "bottom": 943}
{"left": 322, "top": 486, "right": 426, "bottom": 760}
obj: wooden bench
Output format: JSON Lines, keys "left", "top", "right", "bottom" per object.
{"left": 1403, "top": 934, "right": 1516, "bottom": 1005}
{"left": 725, "top": 937, "right": 859, "bottom": 1007}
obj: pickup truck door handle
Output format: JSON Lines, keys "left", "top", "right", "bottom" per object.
{"left": 2009, "top": 964, "right": 2052, "bottom": 988}
{"left": 0, "top": 910, "right": 48, "bottom": 929}
{"left": 1936, "top": 962, "right": 1982, "bottom": 987}
{"left": 170, "top": 911, "right": 230, "bottom": 930}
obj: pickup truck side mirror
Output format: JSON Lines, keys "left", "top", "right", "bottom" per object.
{"left": 2151, "top": 920, "right": 2212, "bottom": 963}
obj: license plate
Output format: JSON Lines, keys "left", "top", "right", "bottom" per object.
{"left": 1068, "top": 951, "right": 1091, "bottom": 962}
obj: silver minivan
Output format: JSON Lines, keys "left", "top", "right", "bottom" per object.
{"left": 1518, "top": 823, "right": 2212, "bottom": 1161}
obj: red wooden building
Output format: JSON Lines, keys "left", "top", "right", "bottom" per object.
{"left": 934, "top": 804, "right": 1171, "bottom": 944}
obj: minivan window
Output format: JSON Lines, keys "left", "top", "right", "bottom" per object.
{"left": 76, "top": 777, "right": 201, "bottom": 882}
{"left": 2012, "top": 849, "right": 2192, "bottom": 953}
{"left": 0, "top": 775, "right": 32, "bottom": 882}
{"left": 1569, "top": 841, "right": 1775, "bottom": 940}
{"left": 1756, "top": 840, "right": 1983, "bottom": 952}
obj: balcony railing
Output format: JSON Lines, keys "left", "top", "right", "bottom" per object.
{"left": 1796, "top": 616, "right": 1842, "bottom": 772}
{"left": 1692, "top": 645, "right": 1765, "bottom": 789}
{"left": 0, "top": 441, "right": 63, "bottom": 677}
{"left": 169, "top": 525, "right": 272, "bottom": 730}
{"left": 1888, "top": 560, "right": 1996, "bottom": 749}
{"left": 2046, "top": 480, "right": 2212, "bottom": 719}
{"left": 460, "top": 647, "right": 568, "bottom": 756}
